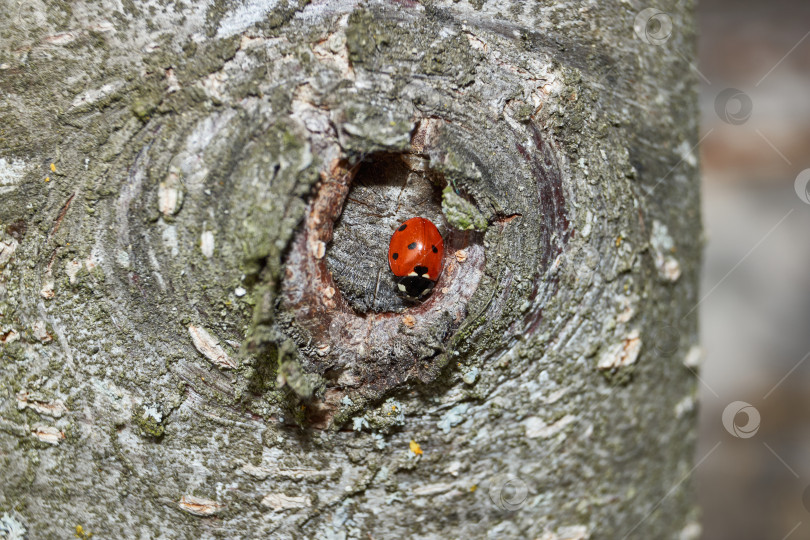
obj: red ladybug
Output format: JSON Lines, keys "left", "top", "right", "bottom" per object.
{"left": 388, "top": 217, "right": 444, "bottom": 300}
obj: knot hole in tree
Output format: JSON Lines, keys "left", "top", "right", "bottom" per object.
{"left": 326, "top": 152, "right": 454, "bottom": 314}
{"left": 276, "top": 123, "right": 489, "bottom": 421}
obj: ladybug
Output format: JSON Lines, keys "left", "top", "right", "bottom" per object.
{"left": 388, "top": 217, "right": 444, "bottom": 300}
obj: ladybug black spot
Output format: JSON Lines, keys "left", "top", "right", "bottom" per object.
{"left": 407, "top": 242, "right": 417, "bottom": 250}
{"left": 398, "top": 224, "right": 407, "bottom": 232}
{"left": 414, "top": 265, "right": 428, "bottom": 276}
{"left": 392, "top": 252, "right": 399, "bottom": 260}
{"left": 432, "top": 245, "right": 438, "bottom": 253}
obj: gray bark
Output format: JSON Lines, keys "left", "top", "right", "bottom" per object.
{"left": 0, "top": 1, "right": 701, "bottom": 538}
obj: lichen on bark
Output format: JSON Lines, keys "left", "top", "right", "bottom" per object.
{"left": 0, "top": 1, "right": 701, "bottom": 538}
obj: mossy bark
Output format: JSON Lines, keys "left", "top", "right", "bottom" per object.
{"left": 0, "top": 1, "right": 701, "bottom": 538}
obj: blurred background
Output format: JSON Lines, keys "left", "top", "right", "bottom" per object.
{"left": 696, "top": 0, "right": 810, "bottom": 539}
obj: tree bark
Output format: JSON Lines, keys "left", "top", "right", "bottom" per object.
{"left": 0, "top": 1, "right": 701, "bottom": 538}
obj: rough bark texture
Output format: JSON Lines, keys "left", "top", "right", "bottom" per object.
{"left": 0, "top": 1, "right": 701, "bottom": 538}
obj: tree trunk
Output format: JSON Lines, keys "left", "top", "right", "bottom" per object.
{"left": 0, "top": 1, "right": 701, "bottom": 538}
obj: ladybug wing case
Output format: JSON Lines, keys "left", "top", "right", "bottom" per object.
{"left": 388, "top": 217, "right": 444, "bottom": 300}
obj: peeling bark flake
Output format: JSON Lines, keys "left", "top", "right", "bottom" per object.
{"left": 16, "top": 392, "right": 68, "bottom": 418}
{"left": 32, "top": 320, "right": 52, "bottom": 343}
{"left": 178, "top": 495, "right": 224, "bottom": 517}
{"left": 0, "top": 238, "right": 18, "bottom": 269}
{"left": 261, "top": 493, "right": 312, "bottom": 511}
{"left": 524, "top": 414, "right": 576, "bottom": 439}
{"left": 0, "top": 329, "right": 20, "bottom": 344}
{"left": 597, "top": 330, "right": 642, "bottom": 370}
{"left": 32, "top": 425, "right": 65, "bottom": 445}
{"left": 188, "top": 325, "right": 235, "bottom": 369}
{"left": 200, "top": 231, "right": 215, "bottom": 258}
{"left": 412, "top": 483, "right": 453, "bottom": 496}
